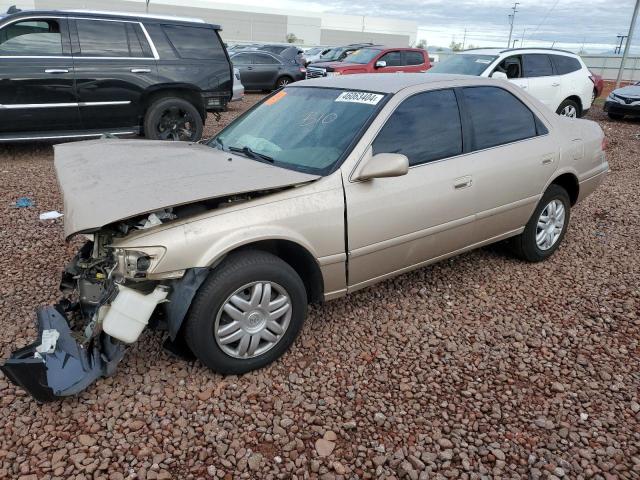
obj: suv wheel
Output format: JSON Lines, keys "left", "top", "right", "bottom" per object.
{"left": 184, "top": 250, "right": 308, "bottom": 374}
{"left": 510, "top": 184, "right": 571, "bottom": 262}
{"left": 556, "top": 99, "right": 580, "bottom": 118}
{"left": 144, "top": 97, "right": 203, "bottom": 142}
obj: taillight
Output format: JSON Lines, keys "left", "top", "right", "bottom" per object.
{"left": 601, "top": 136, "right": 608, "bottom": 151}
{"left": 299, "top": 67, "right": 306, "bottom": 73}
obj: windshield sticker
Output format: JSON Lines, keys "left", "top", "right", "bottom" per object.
{"left": 265, "top": 90, "right": 287, "bottom": 105}
{"left": 335, "top": 91, "right": 384, "bottom": 105}
{"left": 475, "top": 59, "right": 491, "bottom": 64}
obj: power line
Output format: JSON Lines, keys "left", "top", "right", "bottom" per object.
{"left": 526, "top": 0, "right": 560, "bottom": 42}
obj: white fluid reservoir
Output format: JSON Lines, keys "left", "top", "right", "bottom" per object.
{"left": 103, "top": 284, "right": 169, "bottom": 344}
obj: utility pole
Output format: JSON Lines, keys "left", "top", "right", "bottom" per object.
{"left": 507, "top": 2, "right": 520, "bottom": 48}
{"left": 616, "top": 0, "right": 640, "bottom": 88}
{"left": 462, "top": 28, "right": 467, "bottom": 50}
{"left": 146, "top": 0, "right": 150, "bottom": 13}
{"left": 521, "top": 28, "right": 526, "bottom": 47}
{"left": 615, "top": 34, "right": 627, "bottom": 54}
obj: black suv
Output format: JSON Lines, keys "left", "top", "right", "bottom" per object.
{"left": 0, "top": 7, "right": 232, "bottom": 142}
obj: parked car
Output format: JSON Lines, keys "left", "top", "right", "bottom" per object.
{"left": 591, "top": 72, "right": 604, "bottom": 103}
{"left": 428, "top": 48, "right": 595, "bottom": 117}
{"left": 303, "top": 46, "right": 331, "bottom": 64}
{"left": 306, "top": 46, "right": 431, "bottom": 78}
{"left": 231, "top": 67, "right": 244, "bottom": 102}
{"left": 604, "top": 81, "right": 640, "bottom": 119}
{"left": 230, "top": 51, "right": 306, "bottom": 90}
{"left": 0, "top": 8, "right": 233, "bottom": 142}
{"left": 1, "top": 74, "right": 609, "bottom": 402}
{"left": 309, "top": 42, "right": 374, "bottom": 64}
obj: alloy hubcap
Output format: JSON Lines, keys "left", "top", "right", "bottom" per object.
{"left": 158, "top": 106, "right": 195, "bottom": 141}
{"left": 214, "top": 281, "right": 292, "bottom": 359}
{"left": 561, "top": 105, "right": 577, "bottom": 118}
{"left": 536, "top": 199, "right": 565, "bottom": 250}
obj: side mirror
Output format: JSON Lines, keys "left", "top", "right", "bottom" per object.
{"left": 491, "top": 71, "right": 508, "bottom": 80}
{"left": 353, "top": 152, "right": 409, "bottom": 181}
{"left": 375, "top": 60, "right": 387, "bottom": 69}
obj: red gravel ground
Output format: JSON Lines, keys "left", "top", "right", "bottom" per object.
{"left": 0, "top": 97, "right": 638, "bottom": 480}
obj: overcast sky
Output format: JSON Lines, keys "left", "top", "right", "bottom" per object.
{"left": 216, "top": 0, "right": 640, "bottom": 53}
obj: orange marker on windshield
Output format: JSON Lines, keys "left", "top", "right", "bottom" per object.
{"left": 265, "top": 90, "right": 287, "bottom": 105}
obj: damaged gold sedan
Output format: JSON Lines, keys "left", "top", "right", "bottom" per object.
{"left": 1, "top": 74, "right": 608, "bottom": 401}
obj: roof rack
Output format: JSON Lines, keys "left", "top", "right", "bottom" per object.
{"left": 500, "top": 47, "right": 577, "bottom": 55}
{"left": 63, "top": 9, "right": 207, "bottom": 24}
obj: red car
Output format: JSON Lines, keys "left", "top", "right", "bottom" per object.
{"left": 590, "top": 72, "right": 604, "bottom": 103}
{"left": 306, "top": 46, "right": 431, "bottom": 79}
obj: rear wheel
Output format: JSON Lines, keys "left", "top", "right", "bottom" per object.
{"left": 556, "top": 99, "right": 580, "bottom": 118}
{"left": 144, "top": 97, "right": 203, "bottom": 142}
{"left": 510, "top": 184, "right": 571, "bottom": 262}
{"left": 184, "top": 250, "right": 307, "bottom": 374}
{"left": 274, "top": 76, "right": 293, "bottom": 90}
{"left": 608, "top": 112, "right": 624, "bottom": 120}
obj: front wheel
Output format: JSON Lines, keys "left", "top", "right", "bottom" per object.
{"left": 184, "top": 250, "right": 307, "bottom": 374}
{"left": 510, "top": 184, "right": 571, "bottom": 262}
{"left": 143, "top": 97, "right": 203, "bottom": 142}
{"left": 556, "top": 99, "right": 580, "bottom": 118}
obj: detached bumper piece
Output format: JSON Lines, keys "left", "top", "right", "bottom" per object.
{"left": 1, "top": 306, "right": 124, "bottom": 402}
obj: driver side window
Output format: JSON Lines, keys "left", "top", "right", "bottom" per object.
{"left": 494, "top": 55, "right": 522, "bottom": 79}
{"left": 0, "top": 19, "right": 63, "bottom": 56}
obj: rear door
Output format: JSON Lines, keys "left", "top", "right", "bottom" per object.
{"left": 522, "top": 54, "right": 561, "bottom": 110}
{"left": 0, "top": 16, "right": 80, "bottom": 134}
{"left": 401, "top": 50, "right": 429, "bottom": 72}
{"left": 251, "top": 52, "right": 281, "bottom": 89}
{"left": 70, "top": 17, "right": 158, "bottom": 130}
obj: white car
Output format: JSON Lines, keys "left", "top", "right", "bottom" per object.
{"left": 429, "top": 48, "right": 594, "bottom": 118}
{"left": 231, "top": 67, "right": 244, "bottom": 102}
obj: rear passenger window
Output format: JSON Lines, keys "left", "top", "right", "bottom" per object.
{"left": 462, "top": 86, "right": 538, "bottom": 150}
{"left": 550, "top": 55, "right": 581, "bottom": 75}
{"left": 162, "top": 25, "right": 226, "bottom": 61}
{"left": 523, "top": 54, "right": 553, "bottom": 77}
{"left": 253, "top": 53, "right": 279, "bottom": 65}
{"left": 373, "top": 89, "right": 462, "bottom": 166}
{"left": 405, "top": 51, "right": 424, "bottom": 65}
{"left": 76, "top": 20, "right": 130, "bottom": 57}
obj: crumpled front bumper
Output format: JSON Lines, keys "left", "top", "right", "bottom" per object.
{"left": 1, "top": 306, "right": 124, "bottom": 402}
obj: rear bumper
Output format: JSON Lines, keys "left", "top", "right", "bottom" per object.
{"left": 1, "top": 306, "right": 124, "bottom": 402}
{"left": 604, "top": 101, "right": 640, "bottom": 116}
{"left": 577, "top": 169, "right": 608, "bottom": 204}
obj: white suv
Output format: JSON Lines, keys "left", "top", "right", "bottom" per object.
{"left": 428, "top": 48, "right": 594, "bottom": 118}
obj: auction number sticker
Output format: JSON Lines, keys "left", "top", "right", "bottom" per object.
{"left": 335, "top": 91, "right": 384, "bottom": 105}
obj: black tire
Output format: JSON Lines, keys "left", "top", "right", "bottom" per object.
{"left": 143, "top": 97, "right": 203, "bottom": 142}
{"left": 608, "top": 112, "right": 624, "bottom": 120}
{"left": 184, "top": 250, "right": 307, "bottom": 374}
{"left": 556, "top": 98, "right": 581, "bottom": 118}
{"left": 510, "top": 184, "right": 571, "bottom": 262}
{"left": 274, "top": 76, "right": 293, "bottom": 90}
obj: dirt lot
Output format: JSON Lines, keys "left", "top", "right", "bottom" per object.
{"left": 0, "top": 95, "right": 638, "bottom": 480}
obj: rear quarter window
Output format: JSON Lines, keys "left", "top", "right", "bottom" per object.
{"left": 162, "top": 24, "right": 226, "bottom": 61}
{"left": 550, "top": 54, "right": 582, "bottom": 75}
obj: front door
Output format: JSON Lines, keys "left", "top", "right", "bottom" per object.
{"left": 232, "top": 52, "right": 258, "bottom": 89}
{"left": 343, "top": 88, "right": 477, "bottom": 290}
{"left": 0, "top": 16, "right": 80, "bottom": 134}
{"left": 374, "top": 50, "right": 405, "bottom": 73}
{"left": 70, "top": 17, "right": 157, "bottom": 130}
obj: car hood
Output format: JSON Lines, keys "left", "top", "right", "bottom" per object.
{"left": 612, "top": 84, "right": 640, "bottom": 98}
{"left": 54, "top": 139, "right": 319, "bottom": 238}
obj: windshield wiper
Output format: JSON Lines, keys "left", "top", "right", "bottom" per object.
{"left": 228, "top": 146, "right": 275, "bottom": 164}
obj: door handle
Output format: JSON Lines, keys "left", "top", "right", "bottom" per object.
{"left": 247, "top": 66, "right": 254, "bottom": 70}
{"left": 453, "top": 176, "right": 473, "bottom": 190}
{"left": 551, "top": 83, "right": 560, "bottom": 87}
{"left": 44, "top": 69, "right": 69, "bottom": 74}
{"left": 541, "top": 155, "right": 554, "bottom": 165}
{"left": 130, "top": 68, "right": 151, "bottom": 73}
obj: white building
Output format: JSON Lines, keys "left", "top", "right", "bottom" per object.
{"left": 12, "top": 0, "right": 418, "bottom": 46}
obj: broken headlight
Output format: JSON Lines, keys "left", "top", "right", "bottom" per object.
{"left": 114, "top": 247, "right": 166, "bottom": 280}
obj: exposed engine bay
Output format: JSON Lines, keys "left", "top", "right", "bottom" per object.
{"left": 0, "top": 190, "right": 280, "bottom": 402}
